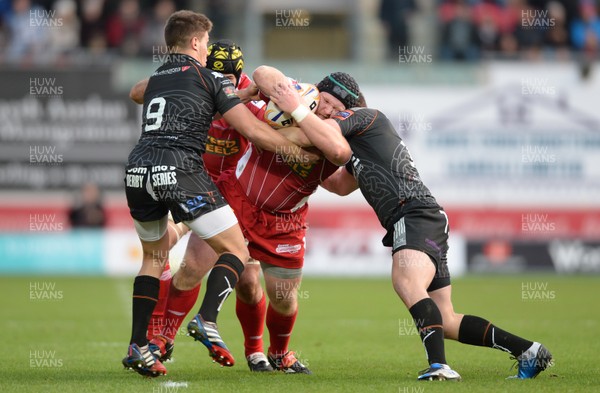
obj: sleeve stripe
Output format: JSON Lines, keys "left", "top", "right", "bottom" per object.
{"left": 190, "top": 62, "right": 209, "bottom": 90}
{"left": 355, "top": 111, "right": 378, "bottom": 136}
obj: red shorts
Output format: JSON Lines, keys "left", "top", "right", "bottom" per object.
{"left": 216, "top": 171, "right": 307, "bottom": 269}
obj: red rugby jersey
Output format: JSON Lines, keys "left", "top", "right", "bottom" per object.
{"left": 203, "top": 73, "right": 264, "bottom": 181}
{"left": 234, "top": 146, "right": 339, "bottom": 213}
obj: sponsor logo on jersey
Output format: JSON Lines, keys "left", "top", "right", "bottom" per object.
{"left": 211, "top": 71, "right": 225, "bottom": 79}
{"left": 152, "top": 66, "right": 189, "bottom": 77}
{"left": 205, "top": 135, "right": 240, "bottom": 156}
{"left": 287, "top": 161, "right": 316, "bottom": 179}
{"left": 222, "top": 85, "right": 237, "bottom": 98}
{"left": 275, "top": 244, "right": 302, "bottom": 254}
{"left": 332, "top": 110, "right": 354, "bottom": 120}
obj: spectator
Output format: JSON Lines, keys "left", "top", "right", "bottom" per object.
{"left": 544, "top": 1, "right": 570, "bottom": 60}
{"left": 505, "top": 0, "right": 544, "bottom": 60}
{"left": 105, "top": 0, "right": 145, "bottom": 56}
{"left": 48, "top": 0, "right": 80, "bottom": 58}
{"left": 140, "top": 0, "right": 176, "bottom": 56}
{"left": 68, "top": 183, "right": 106, "bottom": 228}
{"left": 379, "top": 0, "right": 416, "bottom": 61}
{"left": 206, "top": 0, "right": 229, "bottom": 40}
{"left": 5, "top": 0, "right": 49, "bottom": 63}
{"left": 439, "top": 0, "right": 479, "bottom": 61}
{"left": 570, "top": 1, "right": 600, "bottom": 55}
{"left": 79, "top": 0, "right": 107, "bottom": 53}
{"left": 472, "top": 0, "right": 504, "bottom": 55}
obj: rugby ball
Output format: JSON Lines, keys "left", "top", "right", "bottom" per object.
{"left": 264, "top": 83, "right": 320, "bottom": 128}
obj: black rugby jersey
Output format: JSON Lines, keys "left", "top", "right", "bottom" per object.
{"left": 332, "top": 108, "right": 438, "bottom": 229}
{"left": 128, "top": 54, "right": 241, "bottom": 170}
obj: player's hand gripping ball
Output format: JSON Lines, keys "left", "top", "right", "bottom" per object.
{"left": 264, "top": 83, "right": 320, "bottom": 128}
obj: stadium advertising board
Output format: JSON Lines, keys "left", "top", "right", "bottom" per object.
{"left": 0, "top": 231, "right": 103, "bottom": 274}
{"left": 467, "top": 239, "right": 600, "bottom": 273}
{"left": 362, "top": 64, "right": 600, "bottom": 208}
{"left": 0, "top": 68, "right": 139, "bottom": 190}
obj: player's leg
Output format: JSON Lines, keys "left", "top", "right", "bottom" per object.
{"left": 392, "top": 249, "right": 457, "bottom": 379}
{"left": 234, "top": 260, "right": 271, "bottom": 371}
{"left": 164, "top": 234, "right": 214, "bottom": 342}
{"left": 183, "top": 207, "right": 249, "bottom": 367}
{"left": 263, "top": 265, "right": 311, "bottom": 374}
{"left": 149, "top": 233, "right": 216, "bottom": 362}
{"left": 122, "top": 216, "right": 170, "bottom": 377}
{"left": 147, "top": 217, "right": 189, "bottom": 341}
{"left": 426, "top": 286, "right": 462, "bottom": 340}
{"left": 429, "top": 285, "right": 553, "bottom": 379}
{"left": 122, "top": 165, "right": 172, "bottom": 377}
{"left": 194, "top": 219, "right": 249, "bottom": 321}
{"left": 389, "top": 208, "right": 460, "bottom": 381}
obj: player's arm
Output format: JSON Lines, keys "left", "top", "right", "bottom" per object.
{"left": 236, "top": 82, "right": 260, "bottom": 104}
{"left": 321, "top": 167, "right": 358, "bottom": 196}
{"left": 252, "top": 65, "right": 289, "bottom": 98}
{"left": 277, "top": 126, "right": 312, "bottom": 147}
{"left": 269, "top": 81, "right": 351, "bottom": 166}
{"left": 129, "top": 78, "right": 149, "bottom": 104}
{"left": 129, "top": 76, "right": 254, "bottom": 106}
{"left": 222, "top": 104, "right": 319, "bottom": 164}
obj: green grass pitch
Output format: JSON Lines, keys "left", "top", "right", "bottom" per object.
{"left": 1, "top": 275, "right": 599, "bottom": 393}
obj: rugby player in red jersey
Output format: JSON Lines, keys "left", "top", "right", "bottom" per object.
{"left": 218, "top": 70, "right": 361, "bottom": 374}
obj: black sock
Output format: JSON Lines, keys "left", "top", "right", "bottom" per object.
{"left": 409, "top": 298, "right": 446, "bottom": 365}
{"left": 458, "top": 315, "right": 533, "bottom": 357}
{"left": 198, "top": 253, "right": 244, "bottom": 323}
{"left": 130, "top": 275, "right": 160, "bottom": 346}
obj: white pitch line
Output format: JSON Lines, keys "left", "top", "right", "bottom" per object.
{"left": 160, "top": 381, "right": 189, "bottom": 388}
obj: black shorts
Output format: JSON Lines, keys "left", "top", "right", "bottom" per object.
{"left": 124, "top": 164, "right": 228, "bottom": 223}
{"left": 383, "top": 203, "right": 451, "bottom": 292}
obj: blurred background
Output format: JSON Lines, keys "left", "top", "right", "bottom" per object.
{"left": 1, "top": 0, "right": 599, "bottom": 278}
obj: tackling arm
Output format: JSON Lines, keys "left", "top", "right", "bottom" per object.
{"left": 321, "top": 167, "right": 359, "bottom": 196}
{"left": 269, "top": 81, "right": 352, "bottom": 166}
{"left": 253, "top": 65, "right": 350, "bottom": 165}
{"left": 223, "top": 104, "right": 319, "bottom": 164}
{"left": 277, "top": 126, "right": 312, "bottom": 147}
{"left": 129, "top": 78, "right": 149, "bottom": 104}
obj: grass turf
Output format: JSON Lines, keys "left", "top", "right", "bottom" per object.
{"left": 1, "top": 275, "right": 598, "bottom": 392}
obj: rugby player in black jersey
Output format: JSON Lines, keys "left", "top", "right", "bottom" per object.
{"left": 262, "top": 66, "right": 553, "bottom": 381}
{"left": 121, "top": 12, "right": 316, "bottom": 377}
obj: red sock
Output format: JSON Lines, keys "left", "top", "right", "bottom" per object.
{"left": 161, "top": 281, "right": 201, "bottom": 341}
{"left": 147, "top": 261, "right": 172, "bottom": 340}
{"left": 236, "top": 294, "right": 267, "bottom": 357}
{"left": 266, "top": 303, "right": 297, "bottom": 357}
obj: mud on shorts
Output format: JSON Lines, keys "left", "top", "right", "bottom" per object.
{"left": 383, "top": 203, "right": 451, "bottom": 292}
